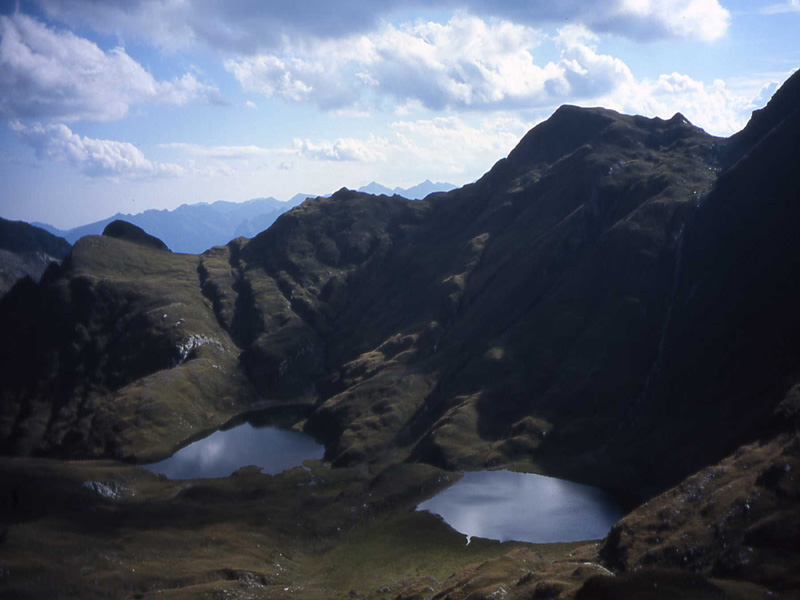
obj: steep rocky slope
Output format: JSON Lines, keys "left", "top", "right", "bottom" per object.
{"left": 0, "top": 217, "right": 70, "bottom": 297}
{"left": 0, "top": 224, "right": 258, "bottom": 459}
{"left": 1, "top": 70, "right": 799, "bottom": 600}
{"left": 2, "top": 72, "right": 799, "bottom": 508}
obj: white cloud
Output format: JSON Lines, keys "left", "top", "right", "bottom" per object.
{"left": 760, "top": 0, "right": 800, "bottom": 14}
{"left": 223, "top": 14, "right": 770, "bottom": 136}
{"left": 226, "top": 15, "right": 619, "bottom": 112}
{"left": 597, "top": 0, "right": 730, "bottom": 42}
{"left": 294, "top": 137, "right": 387, "bottom": 162}
{"left": 160, "top": 143, "right": 270, "bottom": 159}
{"left": 10, "top": 121, "right": 184, "bottom": 177}
{"left": 35, "top": 0, "right": 730, "bottom": 53}
{"left": 291, "top": 114, "right": 530, "bottom": 177}
{"left": 590, "top": 69, "right": 791, "bottom": 136}
{"left": 0, "top": 14, "right": 219, "bottom": 121}
{"left": 387, "top": 114, "right": 529, "bottom": 174}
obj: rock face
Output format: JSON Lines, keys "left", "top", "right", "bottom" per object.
{"left": 1, "top": 71, "right": 799, "bottom": 514}
{"left": 0, "top": 217, "right": 71, "bottom": 297}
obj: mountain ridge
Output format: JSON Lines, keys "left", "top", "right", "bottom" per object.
{"left": 357, "top": 179, "right": 457, "bottom": 199}
{"left": 33, "top": 195, "right": 303, "bottom": 254}
{"left": 28, "top": 181, "right": 457, "bottom": 254}
{"left": 2, "top": 70, "right": 800, "bottom": 598}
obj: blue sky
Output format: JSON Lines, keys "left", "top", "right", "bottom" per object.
{"left": 0, "top": 0, "right": 798, "bottom": 229}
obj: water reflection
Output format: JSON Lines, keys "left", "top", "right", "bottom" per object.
{"left": 145, "top": 422, "right": 324, "bottom": 479}
{"left": 417, "top": 470, "right": 623, "bottom": 544}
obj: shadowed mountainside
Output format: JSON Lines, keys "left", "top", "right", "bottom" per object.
{"left": 3, "top": 72, "right": 800, "bottom": 505}
{"left": 1, "top": 70, "right": 799, "bottom": 600}
{"left": 0, "top": 217, "right": 71, "bottom": 297}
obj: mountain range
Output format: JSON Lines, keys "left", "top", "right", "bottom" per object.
{"left": 34, "top": 194, "right": 309, "bottom": 254}
{"left": 32, "top": 181, "right": 456, "bottom": 255}
{"left": 357, "top": 179, "right": 457, "bottom": 199}
{"left": 1, "top": 70, "right": 799, "bottom": 599}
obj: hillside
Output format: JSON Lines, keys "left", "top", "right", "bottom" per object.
{"left": 0, "top": 70, "right": 799, "bottom": 599}
{"left": 4, "top": 76, "right": 799, "bottom": 497}
{"left": 0, "top": 217, "right": 71, "bottom": 297}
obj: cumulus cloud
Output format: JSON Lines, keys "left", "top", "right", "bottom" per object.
{"left": 590, "top": 70, "right": 790, "bottom": 137}
{"left": 226, "top": 15, "right": 635, "bottom": 112}
{"left": 0, "top": 14, "right": 219, "bottom": 121}
{"left": 36, "top": 0, "right": 730, "bottom": 53}
{"left": 226, "top": 15, "right": 777, "bottom": 137}
{"left": 10, "top": 121, "right": 184, "bottom": 177}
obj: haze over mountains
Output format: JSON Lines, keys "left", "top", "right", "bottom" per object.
{"left": 1, "top": 71, "right": 799, "bottom": 599}
{"left": 356, "top": 179, "right": 457, "bottom": 199}
{"left": 32, "top": 181, "right": 456, "bottom": 254}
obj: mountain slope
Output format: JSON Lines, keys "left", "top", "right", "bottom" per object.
{"left": 0, "top": 217, "right": 71, "bottom": 297}
{"left": 248, "top": 106, "right": 724, "bottom": 500}
{"left": 1, "top": 72, "right": 799, "bottom": 511}
{"left": 0, "top": 226, "right": 259, "bottom": 458}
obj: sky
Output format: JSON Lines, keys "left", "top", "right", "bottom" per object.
{"left": 0, "top": 0, "right": 798, "bottom": 229}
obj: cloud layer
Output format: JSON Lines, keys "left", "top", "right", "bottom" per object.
{"left": 222, "top": 17, "right": 768, "bottom": 136}
{"left": 11, "top": 121, "right": 183, "bottom": 177}
{"left": 225, "top": 17, "right": 636, "bottom": 112}
{"left": 36, "top": 0, "right": 730, "bottom": 52}
{"left": 0, "top": 14, "right": 218, "bottom": 121}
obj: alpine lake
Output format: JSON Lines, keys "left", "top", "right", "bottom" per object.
{"left": 145, "top": 413, "right": 623, "bottom": 545}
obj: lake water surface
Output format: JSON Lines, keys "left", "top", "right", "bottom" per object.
{"left": 144, "top": 421, "right": 324, "bottom": 479}
{"left": 417, "top": 470, "right": 623, "bottom": 544}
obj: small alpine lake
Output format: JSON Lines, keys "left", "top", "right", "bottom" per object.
{"left": 417, "top": 469, "right": 624, "bottom": 544}
{"left": 144, "top": 412, "right": 324, "bottom": 479}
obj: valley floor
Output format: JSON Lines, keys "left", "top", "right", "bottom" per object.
{"left": 2, "top": 432, "right": 798, "bottom": 600}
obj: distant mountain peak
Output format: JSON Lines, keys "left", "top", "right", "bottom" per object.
{"left": 356, "top": 179, "right": 457, "bottom": 200}
{"left": 357, "top": 181, "right": 395, "bottom": 196}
